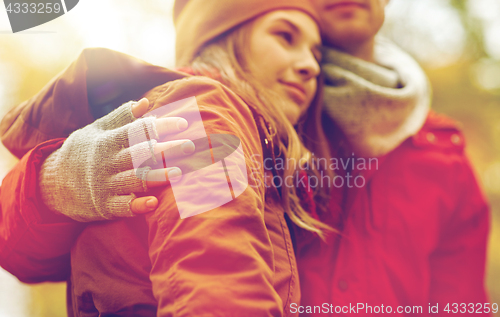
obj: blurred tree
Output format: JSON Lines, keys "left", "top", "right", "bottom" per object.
{"left": 450, "top": 0, "right": 488, "bottom": 59}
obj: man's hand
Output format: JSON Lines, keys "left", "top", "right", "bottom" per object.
{"left": 38, "top": 98, "right": 195, "bottom": 221}
{"left": 130, "top": 98, "right": 195, "bottom": 214}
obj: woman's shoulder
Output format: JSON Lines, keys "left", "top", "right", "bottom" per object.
{"left": 147, "top": 75, "right": 254, "bottom": 119}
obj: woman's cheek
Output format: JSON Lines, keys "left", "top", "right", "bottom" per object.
{"left": 305, "top": 81, "right": 317, "bottom": 105}
{"left": 267, "top": 39, "right": 291, "bottom": 70}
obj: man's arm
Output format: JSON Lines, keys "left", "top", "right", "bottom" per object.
{"left": 0, "top": 48, "right": 191, "bottom": 282}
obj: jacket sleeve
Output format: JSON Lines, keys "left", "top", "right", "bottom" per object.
{"left": 144, "top": 77, "right": 282, "bottom": 316}
{"left": 429, "top": 155, "right": 490, "bottom": 312}
{"left": 0, "top": 139, "right": 86, "bottom": 283}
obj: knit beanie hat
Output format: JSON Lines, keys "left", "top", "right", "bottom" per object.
{"left": 174, "top": 0, "right": 321, "bottom": 66}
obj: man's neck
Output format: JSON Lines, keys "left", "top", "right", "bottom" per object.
{"left": 327, "top": 38, "right": 376, "bottom": 63}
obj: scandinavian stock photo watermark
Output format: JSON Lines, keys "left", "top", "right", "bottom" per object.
{"left": 249, "top": 153, "right": 379, "bottom": 190}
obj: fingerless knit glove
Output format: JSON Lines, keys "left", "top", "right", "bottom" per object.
{"left": 39, "top": 101, "right": 159, "bottom": 221}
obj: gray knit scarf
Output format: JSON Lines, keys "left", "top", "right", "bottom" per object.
{"left": 322, "top": 37, "right": 431, "bottom": 158}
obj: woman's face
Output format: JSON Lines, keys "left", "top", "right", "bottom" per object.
{"left": 247, "top": 10, "right": 322, "bottom": 125}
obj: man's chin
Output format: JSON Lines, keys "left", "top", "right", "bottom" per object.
{"left": 323, "top": 26, "right": 375, "bottom": 49}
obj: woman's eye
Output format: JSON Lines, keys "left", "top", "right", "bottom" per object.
{"left": 313, "top": 53, "right": 322, "bottom": 63}
{"left": 276, "top": 31, "right": 293, "bottom": 44}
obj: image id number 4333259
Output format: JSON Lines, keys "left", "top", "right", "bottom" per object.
{"left": 6, "top": 2, "right": 62, "bottom": 14}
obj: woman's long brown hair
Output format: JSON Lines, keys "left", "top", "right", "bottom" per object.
{"left": 190, "top": 18, "right": 334, "bottom": 238}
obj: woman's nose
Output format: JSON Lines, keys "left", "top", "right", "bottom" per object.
{"left": 295, "top": 50, "right": 321, "bottom": 80}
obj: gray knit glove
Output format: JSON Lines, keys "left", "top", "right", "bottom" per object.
{"left": 39, "top": 101, "right": 164, "bottom": 222}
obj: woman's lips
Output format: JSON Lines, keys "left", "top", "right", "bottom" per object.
{"left": 325, "top": 1, "right": 367, "bottom": 11}
{"left": 281, "top": 82, "right": 306, "bottom": 105}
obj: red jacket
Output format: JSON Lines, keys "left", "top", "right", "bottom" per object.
{"left": 295, "top": 113, "right": 490, "bottom": 316}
